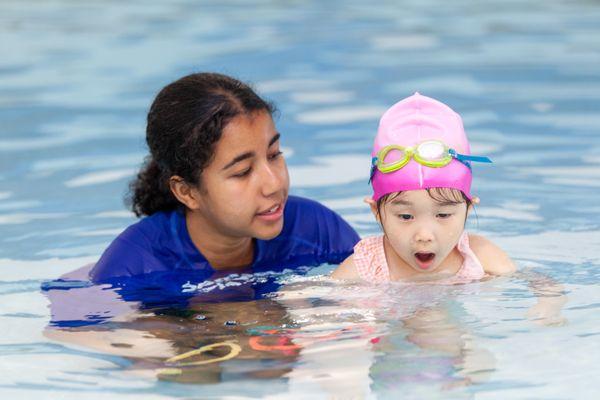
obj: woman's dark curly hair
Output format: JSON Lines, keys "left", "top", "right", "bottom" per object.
{"left": 128, "top": 72, "right": 275, "bottom": 217}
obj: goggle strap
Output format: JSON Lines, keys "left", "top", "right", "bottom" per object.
{"left": 368, "top": 157, "right": 378, "bottom": 184}
{"left": 449, "top": 149, "right": 493, "bottom": 164}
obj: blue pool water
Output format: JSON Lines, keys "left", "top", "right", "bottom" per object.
{"left": 1, "top": 0, "right": 600, "bottom": 398}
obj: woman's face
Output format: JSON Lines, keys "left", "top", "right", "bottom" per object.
{"left": 193, "top": 111, "right": 289, "bottom": 240}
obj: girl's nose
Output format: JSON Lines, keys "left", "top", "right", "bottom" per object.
{"left": 413, "top": 225, "right": 434, "bottom": 243}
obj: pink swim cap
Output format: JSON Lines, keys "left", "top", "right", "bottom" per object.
{"left": 371, "top": 93, "right": 474, "bottom": 201}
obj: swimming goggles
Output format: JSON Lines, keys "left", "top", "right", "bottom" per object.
{"left": 370, "top": 140, "right": 492, "bottom": 181}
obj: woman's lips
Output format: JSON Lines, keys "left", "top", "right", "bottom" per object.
{"left": 414, "top": 252, "right": 435, "bottom": 269}
{"left": 256, "top": 203, "right": 284, "bottom": 222}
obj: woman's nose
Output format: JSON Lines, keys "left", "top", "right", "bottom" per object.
{"left": 260, "top": 162, "right": 286, "bottom": 197}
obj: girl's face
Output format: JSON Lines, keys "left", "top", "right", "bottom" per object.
{"left": 192, "top": 111, "right": 289, "bottom": 240}
{"left": 374, "top": 189, "right": 468, "bottom": 276}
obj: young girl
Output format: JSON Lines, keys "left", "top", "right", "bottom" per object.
{"left": 333, "top": 93, "right": 515, "bottom": 282}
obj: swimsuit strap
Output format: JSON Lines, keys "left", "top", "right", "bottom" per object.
{"left": 454, "top": 231, "right": 486, "bottom": 280}
{"left": 353, "top": 236, "right": 390, "bottom": 283}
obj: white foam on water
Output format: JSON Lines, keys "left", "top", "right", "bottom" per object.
{"left": 289, "top": 154, "right": 369, "bottom": 187}
{"left": 514, "top": 166, "right": 600, "bottom": 187}
{"left": 0, "top": 212, "right": 69, "bottom": 225}
{"left": 320, "top": 196, "right": 367, "bottom": 210}
{"left": 493, "top": 230, "right": 600, "bottom": 264}
{"left": 64, "top": 168, "right": 137, "bottom": 188}
{"left": 371, "top": 34, "right": 439, "bottom": 50}
{"left": 31, "top": 153, "right": 144, "bottom": 173}
{"left": 0, "top": 300, "right": 50, "bottom": 345}
{"left": 256, "top": 78, "right": 332, "bottom": 93}
{"left": 0, "top": 353, "right": 162, "bottom": 395}
{"left": 0, "top": 200, "right": 42, "bottom": 211}
{"left": 290, "top": 90, "right": 355, "bottom": 104}
{"left": 470, "top": 142, "right": 503, "bottom": 154}
{"left": 582, "top": 153, "right": 600, "bottom": 164}
{"left": 475, "top": 206, "right": 543, "bottom": 222}
{"left": 37, "top": 244, "right": 106, "bottom": 258}
{"left": 91, "top": 210, "right": 135, "bottom": 219}
{"left": 513, "top": 113, "right": 600, "bottom": 130}
{"left": 0, "top": 292, "right": 49, "bottom": 320}
{"left": 296, "top": 106, "right": 386, "bottom": 125}
{"left": 340, "top": 213, "right": 376, "bottom": 225}
{"left": 75, "top": 229, "right": 125, "bottom": 237}
{"left": 0, "top": 256, "right": 96, "bottom": 281}
{"left": 530, "top": 102, "right": 554, "bottom": 112}
{"left": 391, "top": 74, "right": 486, "bottom": 96}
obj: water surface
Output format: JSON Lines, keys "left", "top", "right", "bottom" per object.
{"left": 1, "top": 0, "right": 599, "bottom": 398}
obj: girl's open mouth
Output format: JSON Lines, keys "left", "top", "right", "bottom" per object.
{"left": 414, "top": 252, "right": 435, "bottom": 269}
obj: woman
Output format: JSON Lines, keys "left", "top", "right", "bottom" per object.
{"left": 43, "top": 73, "right": 359, "bottom": 380}
{"left": 87, "top": 72, "right": 359, "bottom": 293}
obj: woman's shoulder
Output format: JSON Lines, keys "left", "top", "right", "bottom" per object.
{"left": 272, "top": 196, "right": 359, "bottom": 265}
{"left": 283, "top": 195, "right": 359, "bottom": 239}
{"left": 285, "top": 195, "right": 337, "bottom": 215}
{"left": 106, "top": 209, "right": 183, "bottom": 250}
{"left": 468, "top": 233, "right": 516, "bottom": 275}
{"left": 89, "top": 209, "right": 181, "bottom": 282}
{"left": 124, "top": 209, "right": 177, "bottom": 236}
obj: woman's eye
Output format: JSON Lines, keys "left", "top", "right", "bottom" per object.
{"left": 232, "top": 168, "right": 252, "bottom": 178}
{"left": 437, "top": 213, "right": 452, "bottom": 219}
{"left": 397, "top": 214, "right": 413, "bottom": 220}
{"left": 269, "top": 151, "right": 283, "bottom": 160}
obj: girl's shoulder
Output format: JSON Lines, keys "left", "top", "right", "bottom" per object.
{"left": 331, "top": 236, "right": 387, "bottom": 282}
{"left": 331, "top": 254, "right": 360, "bottom": 280}
{"left": 468, "top": 233, "right": 516, "bottom": 276}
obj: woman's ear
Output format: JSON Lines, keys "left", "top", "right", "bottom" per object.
{"left": 169, "top": 176, "right": 201, "bottom": 210}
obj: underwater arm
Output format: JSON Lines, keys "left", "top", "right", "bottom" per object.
{"left": 470, "top": 234, "right": 566, "bottom": 325}
{"left": 520, "top": 269, "right": 568, "bottom": 326}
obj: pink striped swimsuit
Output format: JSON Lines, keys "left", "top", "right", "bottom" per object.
{"left": 353, "top": 231, "right": 485, "bottom": 284}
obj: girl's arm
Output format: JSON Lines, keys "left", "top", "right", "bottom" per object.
{"left": 521, "top": 269, "right": 568, "bottom": 326}
{"left": 331, "top": 255, "right": 360, "bottom": 280}
{"left": 469, "top": 234, "right": 516, "bottom": 275}
{"left": 470, "top": 234, "right": 567, "bottom": 326}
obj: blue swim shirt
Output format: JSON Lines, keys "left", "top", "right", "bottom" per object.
{"left": 89, "top": 196, "right": 359, "bottom": 284}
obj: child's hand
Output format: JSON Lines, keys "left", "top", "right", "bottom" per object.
{"left": 526, "top": 296, "right": 568, "bottom": 327}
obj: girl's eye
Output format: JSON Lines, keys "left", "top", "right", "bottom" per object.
{"left": 269, "top": 150, "right": 283, "bottom": 160}
{"left": 437, "top": 213, "right": 452, "bottom": 219}
{"left": 397, "top": 214, "right": 413, "bottom": 220}
{"left": 232, "top": 168, "right": 252, "bottom": 178}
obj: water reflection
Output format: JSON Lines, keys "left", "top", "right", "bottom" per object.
{"left": 45, "top": 291, "right": 300, "bottom": 384}
{"left": 38, "top": 262, "right": 569, "bottom": 398}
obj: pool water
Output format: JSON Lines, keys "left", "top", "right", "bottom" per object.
{"left": 1, "top": 0, "right": 600, "bottom": 398}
